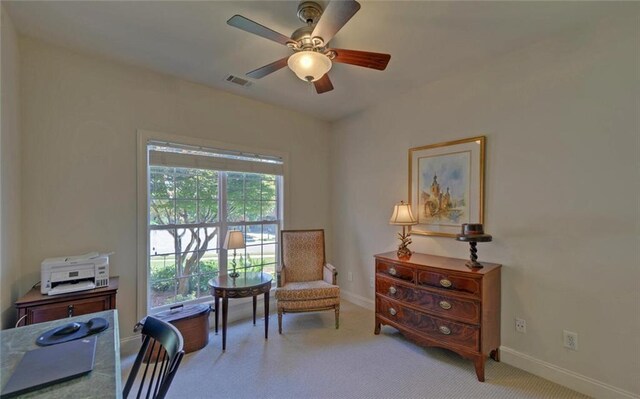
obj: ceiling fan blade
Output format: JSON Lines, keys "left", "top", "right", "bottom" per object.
{"left": 312, "top": 0, "right": 361, "bottom": 44}
{"left": 227, "top": 15, "right": 292, "bottom": 46}
{"left": 331, "top": 48, "right": 391, "bottom": 71}
{"left": 314, "top": 74, "right": 334, "bottom": 94}
{"left": 246, "top": 57, "right": 290, "bottom": 79}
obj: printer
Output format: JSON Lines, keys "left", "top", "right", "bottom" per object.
{"left": 41, "top": 252, "right": 111, "bottom": 296}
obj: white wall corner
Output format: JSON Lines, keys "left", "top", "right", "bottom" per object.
{"left": 500, "top": 346, "right": 639, "bottom": 399}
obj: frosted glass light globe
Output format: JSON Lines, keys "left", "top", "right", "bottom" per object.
{"left": 287, "top": 51, "right": 332, "bottom": 82}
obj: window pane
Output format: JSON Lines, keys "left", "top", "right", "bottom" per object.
{"left": 245, "top": 201, "right": 262, "bottom": 222}
{"left": 178, "top": 251, "right": 199, "bottom": 277}
{"left": 227, "top": 199, "right": 244, "bottom": 222}
{"left": 150, "top": 167, "right": 174, "bottom": 199}
{"left": 197, "top": 227, "right": 219, "bottom": 251}
{"left": 150, "top": 200, "right": 174, "bottom": 225}
{"left": 175, "top": 277, "right": 198, "bottom": 303}
{"left": 246, "top": 225, "right": 261, "bottom": 244}
{"left": 198, "top": 273, "right": 217, "bottom": 298}
{"left": 263, "top": 264, "right": 276, "bottom": 277}
{"left": 198, "top": 199, "right": 218, "bottom": 223}
{"left": 263, "top": 243, "right": 277, "bottom": 266}
{"left": 174, "top": 168, "right": 198, "bottom": 199}
{"left": 261, "top": 176, "right": 276, "bottom": 201}
{"left": 150, "top": 229, "right": 175, "bottom": 256}
{"left": 199, "top": 250, "right": 220, "bottom": 275}
{"left": 262, "top": 201, "right": 277, "bottom": 221}
{"left": 150, "top": 255, "right": 176, "bottom": 282}
{"left": 198, "top": 170, "right": 218, "bottom": 200}
{"left": 176, "top": 228, "right": 198, "bottom": 253}
{"left": 262, "top": 224, "right": 277, "bottom": 244}
{"left": 245, "top": 174, "right": 261, "bottom": 200}
{"left": 150, "top": 279, "right": 177, "bottom": 308}
{"left": 227, "top": 173, "right": 244, "bottom": 200}
{"left": 176, "top": 200, "right": 197, "bottom": 224}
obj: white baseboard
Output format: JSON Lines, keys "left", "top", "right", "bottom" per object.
{"left": 500, "top": 346, "right": 639, "bottom": 399}
{"left": 341, "top": 289, "right": 374, "bottom": 310}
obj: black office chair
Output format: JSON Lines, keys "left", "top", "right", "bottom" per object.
{"left": 123, "top": 316, "right": 185, "bottom": 399}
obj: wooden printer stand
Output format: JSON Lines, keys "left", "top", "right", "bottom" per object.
{"left": 15, "top": 277, "right": 118, "bottom": 326}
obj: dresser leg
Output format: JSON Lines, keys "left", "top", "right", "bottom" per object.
{"left": 374, "top": 319, "right": 381, "bottom": 335}
{"left": 473, "top": 357, "right": 486, "bottom": 382}
{"left": 490, "top": 348, "right": 500, "bottom": 362}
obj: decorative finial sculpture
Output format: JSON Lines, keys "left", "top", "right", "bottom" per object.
{"left": 389, "top": 201, "right": 418, "bottom": 259}
{"left": 455, "top": 223, "right": 492, "bottom": 269}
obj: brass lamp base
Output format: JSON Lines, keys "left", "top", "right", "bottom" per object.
{"left": 396, "top": 247, "right": 412, "bottom": 259}
{"left": 396, "top": 226, "right": 413, "bottom": 259}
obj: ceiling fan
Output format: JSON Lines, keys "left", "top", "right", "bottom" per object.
{"left": 227, "top": 0, "right": 391, "bottom": 94}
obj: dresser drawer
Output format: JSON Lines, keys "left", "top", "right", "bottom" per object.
{"left": 377, "top": 297, "right": 479, "bottom": 351}
{"left": 377, "top": 277, "right": 480, "bottom": 325}
{"left": 417, "top": 269, "right": 481, "bottom": 297}
{"left": 376, "top": 260, "right": 414, "bottom": 283}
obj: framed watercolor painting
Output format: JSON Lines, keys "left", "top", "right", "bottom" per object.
{"left": 408, "top": 136, "right": 485, "bottom": 237}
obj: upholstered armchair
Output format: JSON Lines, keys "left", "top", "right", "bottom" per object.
{"left": 275, "top": 229, "right": 340, "bottom": 334}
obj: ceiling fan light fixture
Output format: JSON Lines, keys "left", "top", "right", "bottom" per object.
{"left": 287, "top": 51, "right": 332, "bottom": 82}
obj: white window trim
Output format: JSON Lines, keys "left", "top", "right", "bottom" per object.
{"left": 137, "top": 129, "right": 289, "bottom": 320}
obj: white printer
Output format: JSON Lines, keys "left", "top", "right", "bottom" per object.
{"left": 41, "top": 252, "right": 111, "bottom": 295}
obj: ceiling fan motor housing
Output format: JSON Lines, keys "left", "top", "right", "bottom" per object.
{"left": 297, "top": 1, "right": 323, "bottom": 25}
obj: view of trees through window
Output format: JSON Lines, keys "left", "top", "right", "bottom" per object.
{"left": 149, "top": 166, "right": 280, "bottom": 309}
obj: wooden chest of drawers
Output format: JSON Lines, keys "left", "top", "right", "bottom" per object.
{"left": 15, "top": 277, "right": 118, "bottom": 327}
{"left": 374, "top": 252, "right": 500, "bottom": 382}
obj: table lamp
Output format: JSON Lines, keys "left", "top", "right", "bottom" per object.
{"left": 455, "top": 223, "right": 493, "bottom": 269}
{"left": 389, "top": 201, "right": 418, "bottom": 258}
{"left": 223, "top": 230, "right": 245, "bottom": 278}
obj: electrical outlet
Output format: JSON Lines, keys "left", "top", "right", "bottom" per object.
{"left": 515, "top": 318, "right": 526, "bottom": 333}
{"left": 347, "top": 272, "right": 353, "bottom": 282}
{"left": 563, "top": 330, "right": 578, "bottom": 351}
{"left": 369, "top": 277, "right": 375, "bottom": 288}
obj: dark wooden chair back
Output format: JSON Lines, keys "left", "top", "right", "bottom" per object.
{"left": 123, "top": 316, "right": 185, "bottom": 399}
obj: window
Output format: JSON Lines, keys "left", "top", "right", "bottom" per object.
{"left": 146, "top": 142, "right": 283, "bottom": 311}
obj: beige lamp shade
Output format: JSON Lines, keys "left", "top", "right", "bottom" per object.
{"left": 223, "top": 230, "right": 245, "bottom": 250}
{"left": 389, "top": 201, "right": 418, "bottom": 226}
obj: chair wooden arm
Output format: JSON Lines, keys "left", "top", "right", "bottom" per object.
{"left": 323, "top": 263, "right": 338, "bottom": 285}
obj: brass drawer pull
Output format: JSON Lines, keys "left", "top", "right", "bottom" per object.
{"left": 389, "top": 307, "right": 397, "bottom": 316}
{"left": 439, "top": 279, "right": 452, "bottom": 288}
{"left": 439, "top": 300, "right": 452, "bottom": 310}
{"left": 388, "top": 267, "right": 397, "bottom": 276}
{"left": 388, "top": 286, "right": 397, "bottom": 295}
{"left": 439, "top": 326, "right": 451, "bottom": 335}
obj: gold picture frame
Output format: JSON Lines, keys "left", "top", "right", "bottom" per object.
{"left": 408, "top": 136, "right": 485, "bottom": 237}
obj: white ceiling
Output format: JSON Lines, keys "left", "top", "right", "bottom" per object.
{"left": 4, "top": 1, "right": 619, "bottom": 121}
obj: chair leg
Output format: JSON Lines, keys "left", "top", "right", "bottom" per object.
{"left": 335, "top": 305, "right": 340, "bottom": 329}
{"left": 278, "top": 310, "right": 283, "bottom": 334}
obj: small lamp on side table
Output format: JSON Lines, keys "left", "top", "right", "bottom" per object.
{"left": 389, "top": 201, "right": 418, "bottom": 259}
{"left": 223, "top": 230, "right": 245, "bottom": 278}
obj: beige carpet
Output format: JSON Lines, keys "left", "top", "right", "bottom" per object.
{"left": 121, "top": 301, "right": 589, "bottom": 398}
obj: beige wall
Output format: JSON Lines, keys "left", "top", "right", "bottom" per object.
{"left": 331, "top": 12, "right": 639, "bottom": 398}
{"left": 19, "top": 37, "right": 332, "bottom": 338}
{"left": 0, "top": 6, "right": 22, "bottom": 330}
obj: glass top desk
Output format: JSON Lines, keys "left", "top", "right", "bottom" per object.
{"left": 209, "top": 272, "right": 273, "bottom": 351}
{"left": 0, "top": 310, "right": 122, "bottom": 398}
